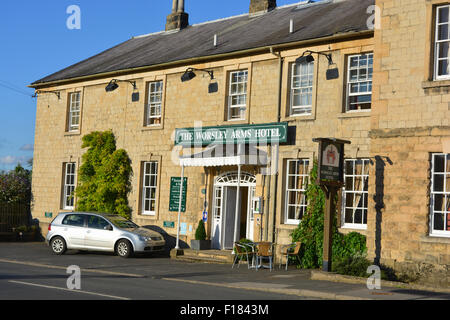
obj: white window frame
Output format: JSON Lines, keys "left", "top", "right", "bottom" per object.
{"left": 68, "top": 92, "right": 81, "bottom": 131}
{"left": 290, "top": 61, "right": 314, "bottom": 116}
{"left": 430, "top": 153, "right": 450, "bottom": 237}
{"left": 227, "top": 70, "right": 248, "bottom": 121}
{"left": 435, "top": 5, "right": 450, "bottom": 80}
{"left": 142, "top": 161, "right": 158, "bottom": 216}
{"left": 146, "top": 81, "right": 163, "bottom": 126}
{"left": 341, "top": 159, "right": 370, "bottom": 230}
{"left": 345, "top": 53, "right": 373, "bottom": 112}
{"left": 63, "top": 162, "right": 76, "bottom": 210}
{"left": 284, "top": 159, "right": 309, "bottom": 225}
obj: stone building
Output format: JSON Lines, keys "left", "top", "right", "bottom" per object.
{"left": 368, "top": 0, "right": 449, "bottom": 286}
{"left": 29, "top": 0, "right": 448, "bottom": 285}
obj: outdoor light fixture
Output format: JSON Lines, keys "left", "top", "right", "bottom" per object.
{"left": 296, "top": 50, "right": 340, "bottom": 80}
{"left": 33, "top": 90, "right": 61, "bottom": 99}
{"left": 181, "top": 68, "right": 218, "bottom": 93}
{"left": 105, "top": 79, "right": 137, "bottom": 92}
{"left": 105, "top": 79, "right": 139, "bottom": 101}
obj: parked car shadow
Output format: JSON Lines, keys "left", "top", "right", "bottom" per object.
{"left": 141, "top": 225, "right": 189, "bottom": 258}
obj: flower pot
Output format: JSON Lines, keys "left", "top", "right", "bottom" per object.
{"left": 190, "top": 239, "right": 211, "bottom": 250}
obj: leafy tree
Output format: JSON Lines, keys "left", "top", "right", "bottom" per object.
{"left": 75, "top": 131, "right": 133, "bottom": 219}
{"left": 0, "top": 164, "right": 32, "bottom": 204}
{"left": 291, "top": 161, "right": 367, "bottom": 269}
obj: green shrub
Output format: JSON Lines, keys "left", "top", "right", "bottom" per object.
{"left": 291, "top": 161, "right": 367, "bottom": 269}
{"left": 75, "top": 131, "right": 133, "bottom": 219}
{"left": 332, "top": 255, "right": 372, "bottom": 277}
{"left": 195, "top": 220, "right": 207, "bottom": 241}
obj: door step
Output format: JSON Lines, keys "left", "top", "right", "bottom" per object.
{"left": 171, "top": 249, "right": 234, "bottom": 264}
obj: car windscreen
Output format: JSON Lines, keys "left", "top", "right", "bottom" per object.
{"left": 107, "top": 216, "right": 139, "bottom": 229}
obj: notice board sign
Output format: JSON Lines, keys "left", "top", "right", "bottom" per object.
{"left": 313, "top": 138, "right": 351, "bottom": 187}
{"left": 169, "top": 177, "right": 188, "bottom": 212}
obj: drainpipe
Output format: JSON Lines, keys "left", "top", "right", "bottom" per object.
{"left": 269, "top": 47, "right": 283, "bottom": 244}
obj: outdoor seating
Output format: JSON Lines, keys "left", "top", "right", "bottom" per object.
{"left": 255, "top": 242, "right": 273, "bottom": 272}
{"left": 280, "top": 242, "right": 302, "bottom": 271}
{"left": 232, "top": 242, "right": 256, "bottom": 269}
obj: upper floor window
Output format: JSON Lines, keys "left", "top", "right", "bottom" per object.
{"left": 290, "top": 61, "right": 314, "bottom": 116}
{"left": 68, "top": 92, "right": 81, "bottom": 131}
{"left": 342, "top": 159, "right": 370, "bottom": 229}
{"left": 146, "top": 81, "right": 163, "bottom": 126}
{"left": 227, "top": 70, "right": 248, "bottom": 121}
{"left": 435, "top": 5, "right": 450, "bottom": 80}
{"left": 345, "top": 53, "right": 373, "bottom": 112}
{"left": 430, "top": 153, "right": 450, "bottom": 237}
{"left": 284, "top": 159, "right": 309, "bottom": 225}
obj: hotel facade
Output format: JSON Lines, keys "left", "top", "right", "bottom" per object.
{"left": 30, "top": 0, "right": 449, "bottom": 286}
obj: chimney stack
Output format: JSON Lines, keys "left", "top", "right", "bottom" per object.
{"left": 249, "top": 0, "right": 277, "bottom": 15}
{"left": 166, "top": 0, "right": 189, "bottom": 31}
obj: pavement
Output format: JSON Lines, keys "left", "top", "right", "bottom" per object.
{"left": 0, "top": 242, "right": 449, "bottom": 301}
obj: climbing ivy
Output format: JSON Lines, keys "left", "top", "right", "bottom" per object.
{"left": 75, "top": 131, "right": 133, "bottom": 219}
{"left": 291, "top": 160, "right": 367, "bottom": 269}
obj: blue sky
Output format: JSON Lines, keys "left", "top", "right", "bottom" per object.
{"left": 0, "top": 0, "right": 296, "bottom": 171}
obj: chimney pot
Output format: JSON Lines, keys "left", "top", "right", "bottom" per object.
{"left": 166, "top": 0, "right": 189, "bottom": 31}
{"left": 249, "top": 0, "right": 277, "bottom": 15}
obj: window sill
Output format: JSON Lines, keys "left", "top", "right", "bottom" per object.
{"left": 338, "top": 226, "right": 368, "bottom": 235}
{"left": 141, "top": 125, "right": 163, "bottom": 131}
{"left": 338, "top": 111, "right": 371, "bottom": 119}
{"left": 283, "top": 114, "right": 315, "bottom": 122}
{"left": 64, "top": 131, "right": 81, "bottom": 137}
{"left": 422, "top": 234, "right": 450, "bottom": 243}
{"left": 421, "top": 79, "right": 450, "bottom": 89}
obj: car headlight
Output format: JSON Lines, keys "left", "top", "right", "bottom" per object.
{"left": 138, "top": 236, "right": 162, "bottom": 241}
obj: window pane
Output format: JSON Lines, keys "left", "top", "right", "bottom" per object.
{"left": 439, "top": 6, "right": 449, "bottom": 24}
{"left": 434, "top": 212, "right": 445, "bottom": 231}
{"left": 438, "top": 58, "right": 450, "bottom": 76}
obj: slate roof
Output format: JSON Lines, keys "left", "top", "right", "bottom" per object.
{"left": 31, "top": 0, "right": 374, "bottom": 86}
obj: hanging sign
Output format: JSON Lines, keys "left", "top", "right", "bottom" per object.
{"left": 314, "top": 138, "right": 351, "bottom": 187}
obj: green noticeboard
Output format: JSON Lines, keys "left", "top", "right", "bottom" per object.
{"left": 169, "top": 177, "right": 188, "bottom": 212}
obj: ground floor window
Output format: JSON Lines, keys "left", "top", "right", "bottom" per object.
{"left": 62, "top": 162, "right": 76, "bottom": 210}
{"left": 142, "top": 161, "right": 158, "bottom": 215}
{"left": 342, "top": 159, "right": 369, "bottom": 229}
{"left": 430, "top": 153, "right": 450, "bottom": 237}
{"left": 284, "top": 159, "right": 309, "bottom": 225}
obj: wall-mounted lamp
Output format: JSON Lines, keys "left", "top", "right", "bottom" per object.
{"left": 296, "top": 50, "right": 339, "bottom": 80}
{"left": 105, "top": 79, "right": 139, "bottom": 101}
{"left": 33, "top": 90, "right": 61, "bottom": 99}
{"left": 181, "top": 68, "right": 218, "bottom": 93}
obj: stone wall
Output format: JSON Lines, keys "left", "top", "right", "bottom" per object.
{"left": 369, "top": 0, "right": 450, "bottom": 286}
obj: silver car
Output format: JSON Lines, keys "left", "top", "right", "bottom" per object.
{"left": 46, "top": 212, "right": 166, "bottom": 258}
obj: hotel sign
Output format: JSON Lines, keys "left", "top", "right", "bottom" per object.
{"left": 175, "top": 122, "right": 288, "bottom": 146}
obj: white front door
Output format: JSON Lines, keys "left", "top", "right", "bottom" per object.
{"left": 211, "top": 186, "right": 223, "bottom": 250}
{"left": 211, "top": 172, "right": 256, "bottom": 250}
{"left": 246, "top": 187, "right": 255, "bottom": 241}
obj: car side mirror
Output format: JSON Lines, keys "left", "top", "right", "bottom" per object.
{"left": 104, "top": 225, "right": 113, "bottom": 231}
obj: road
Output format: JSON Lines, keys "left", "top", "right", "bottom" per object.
{"left": 0, "top": 242, "right": 310, "bottom": 301}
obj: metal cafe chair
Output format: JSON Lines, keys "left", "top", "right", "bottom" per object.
{"left": 279, "top": 242, "right": 302, "bottom": 271}
{"left": 255, "top": 242, "right": 274, "bottom": 272}
{"left": 232, "top": 242, "right": 256, "bottom": 269}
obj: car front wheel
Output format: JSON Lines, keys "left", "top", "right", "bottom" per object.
{"left": 116, "top": 239, "right": 133, "bottom": 258}
{"left": 50, "top": 236, "right": 67, "bottom": 255}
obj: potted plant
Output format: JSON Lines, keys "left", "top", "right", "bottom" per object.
{"left": 190, "top": 220, "right": 211, "bottom": 250}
